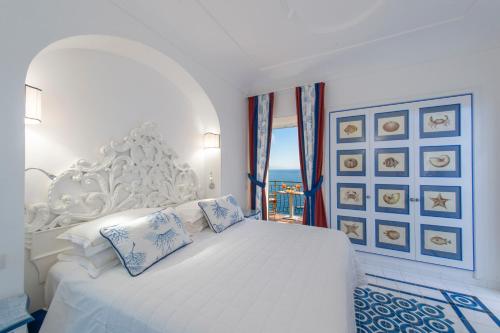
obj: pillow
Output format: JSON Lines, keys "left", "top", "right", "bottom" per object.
{"left": 58, "top": 208, "right": 162, "bottom": 248}
{"left": 70, "top": 242, "right": 111, "bottom": 257}
{"left": 198, "top": 195, "right": 244, "bottom": 233}
{"left": 175, "top": 200, "right": 204, "bottom": 223}
{"left": 183, "top": 217, "right": 208, "bottom": 234}
{"left": 58, "top": 248, "right": 119, "bottom": 278}
{"left": 100, "top": 208, "right": 192, "bottom": 276}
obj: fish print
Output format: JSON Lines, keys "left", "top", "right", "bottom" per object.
{"left": 343, "top": 124, "right": 358, "bottom": 135}
{"left": 384, "top": 230, "right": 400, "bottom": 240}
{"left": 383, "top": 157, "right": 399, "bottom": 168}
{"left": 430, "top": 236, "right": 452, "bottom": 246}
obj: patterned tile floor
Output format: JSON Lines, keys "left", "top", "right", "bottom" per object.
{"left": 356, "top": 274, "right": 500, "bottom": 332}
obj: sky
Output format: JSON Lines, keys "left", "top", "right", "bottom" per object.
{"left": 269, "top": 127, "right": 300, "bottom": 170}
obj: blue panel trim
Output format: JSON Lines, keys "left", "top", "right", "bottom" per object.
{"left": 337, "top": 215, "right": 367, "bottom": 245}
{"left": 336, "top": 149, "right": 366, "bottom": 176}
{"left": 375, "top": 219, "right": 410, "bottom": 252}
{"left": 420, "top": 224, "right": 463, "bottom": 261}
{"left": 374, "top": 109, "right": 409, "bottom": 141}
{"left": 420, "top": 185, "right": 462, "bottom": 219}
{"left": 374, "top": 184, "right": 410, "bottom": 215}
{"left": 374, "top": 147, "right": 409, "bottom": 177}
{"left": 336, "top": 114, "right": 365, "bottom": 143}
{"left": 420, "top": 145, "right": 461, "bottom": 177}
{"left": 337, "top": 182, "right": 366, "bottom": 211}
{"left": 419, "top": 103, "right": 461, "bottom": 138}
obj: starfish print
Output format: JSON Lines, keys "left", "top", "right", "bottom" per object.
{"left": 430, "top": 193, "right": 449, "bottom": 209}
{"left": 344, "top": 223, "right": 359, "bottom": 237}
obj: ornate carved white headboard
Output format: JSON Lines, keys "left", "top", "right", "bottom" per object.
{"left": 25, "top": 122, "right": 200, "bottom": 283}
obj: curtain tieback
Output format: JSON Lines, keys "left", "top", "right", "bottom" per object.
{"left": 248, "top": 174, "right": 265, "bottom": 188}
{"left": 303, "top": 176, "right": 323, "bottom": 197}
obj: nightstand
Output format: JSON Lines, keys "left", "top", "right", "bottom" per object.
{"left": 0, "top": 294, "right": 33, "bottom": 333}
{"left": 243, "top": 209, "right": 261, "bottom": 220}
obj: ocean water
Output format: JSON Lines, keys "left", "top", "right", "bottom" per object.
{"left": 268, "top": 169, "right": 303, "bottom": 215}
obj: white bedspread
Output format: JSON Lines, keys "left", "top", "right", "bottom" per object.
{"left": 41, "top": 220, "right": 362, "bottom": 333}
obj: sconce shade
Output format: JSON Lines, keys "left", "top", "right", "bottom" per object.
{"left": 25, "top": 84, "right": 42, "bottom": 124}
{"left": 203, "top": 132, "right": 220, "bottom": 148}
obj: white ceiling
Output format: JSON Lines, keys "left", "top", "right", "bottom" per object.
{"left": 109, "top": 0, "right": 500, "bottom": 95}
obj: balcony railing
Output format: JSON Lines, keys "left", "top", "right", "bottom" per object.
{"left": 267, "top": 180, "right": 304, "bottom": 222}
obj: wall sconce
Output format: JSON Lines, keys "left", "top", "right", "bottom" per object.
{"left": 25, "top": 84, "right": 42, "bottom": 124}
{"left": 203, "top": 132, "right": 220, "bottom": 149}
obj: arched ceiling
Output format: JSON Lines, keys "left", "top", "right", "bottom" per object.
{"left": 107, "top": 0, "right": 500, "bottom": 94}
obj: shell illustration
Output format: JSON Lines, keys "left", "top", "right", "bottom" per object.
{"left": 343, "top": 124, "right": 358, "bottom": 135}
{"left": 430, "top": 236, "right": 452, "bottom": 246}
{"left": 382, "top": 121, "right": 400, "bottom": 132}
{"left": 428, "top": 155, "right": 451, "bottom": 168}
{"left": 428, "top": 115, "right": 450, "bottom": 128}
{"left": 383, "top": 157, "right": 399, "bottom": 168}
{"left": 343, "top": 158, "right": 358, "bottom": 169}
{"left": 383, "top": 193, "right": 400, "bottom": 205}
{"left": 344, "top": 190, "right": 360, "bottom": 202}
{"left": 384, "top": 230, "right": 400, "bottom": 240}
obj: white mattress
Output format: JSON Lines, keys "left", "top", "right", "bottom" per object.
{"left": 41, "top": 220, "right": 362, "bottom": 333}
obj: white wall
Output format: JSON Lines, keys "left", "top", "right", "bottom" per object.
{"left": 0, "top": 0, "right": 246, "bottom": 302}
{"left": 273, "top": 46, "right": 500, "bottom": 289}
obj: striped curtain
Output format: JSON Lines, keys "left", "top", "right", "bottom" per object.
{"left": 248, "top": 93, "right": 274, "bottom": 220}
{"left": 296, "top": 83, "right": 327, "bottom": 228}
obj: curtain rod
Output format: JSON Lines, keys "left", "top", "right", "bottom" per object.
{"left": 247, "top": 81, "right": 325, "bottom": 98}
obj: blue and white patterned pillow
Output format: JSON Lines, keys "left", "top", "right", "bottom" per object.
{"left": 100, "top": 208, "right": 192, "bottom": 276}
{"left": 198, "top": 195, "right": 244, "bottom": 233}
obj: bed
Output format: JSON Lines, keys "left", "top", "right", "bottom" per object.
{"left": 25, "top": 123, "right": 362, "bottom": 333}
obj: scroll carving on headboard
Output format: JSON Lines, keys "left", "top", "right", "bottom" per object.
{"left": 25, "top": 122, "right": 200, "bottom": 236}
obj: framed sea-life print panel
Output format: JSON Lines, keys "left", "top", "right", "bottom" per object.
{"left": 420, "top": 104, "right": 460, "bottom": 138}
{"left": 337, "top": 215, "right": 366, "bottom": 245}
{"left": 336, "top": 115, "right": 365, "bottom": 143}
{"left": 375, "top": 184, "right": 409, "bottom": 215}
{"left": 374, "top": 110, "right": 409, "bottom": 141}
{"left": 375, "top": 219, "right": 410, "bottom": 252}
{"left": 337, "top": 149, "right": 366, "bottom": 176}
{"left": 420, "top": 145, "right": 461, "bottom": 177}
{"left": 374, "top": 147, "right": 409, "bottom": 177}
{"left": 337, "top": 183, "right": 366, "bottom": 211}
{"left": 421, "top": 224, "right": 462, "bottom": 261}
{"left": 420, "top": 185, "right": 462, "bottom": 219}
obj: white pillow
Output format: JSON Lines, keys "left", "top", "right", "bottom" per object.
{"left": 57, "top": 208, "right": 162, "bottom": 248}
{"left": 183, "top": 217, "right": 208, "bottom": 234}
{"left": 100, "top": 207, "right": 192, "bottom": 276}
{"left": 58, "top": 248, "right": 119, "bottom": 278}
{"left": 175, "top": 200, "right": 205, "bottom": 223}
{"left": 70, "top": 242, "right": 111, "bottom": 257}
{"left": 198, "top": 195, "right": 244, "bottom": 233}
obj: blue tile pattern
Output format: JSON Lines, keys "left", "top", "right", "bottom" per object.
{"left": 356, "top": 274, "right": 500, "bottom": 333}
{"left": 355, "top": 287, "right": 454, "bottom": 332}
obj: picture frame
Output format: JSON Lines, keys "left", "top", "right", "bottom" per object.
{"left": 336, "top": 115, "right": 366, "bottom": 143}
{"left": 375, "top": 219, "right": 410, "bottom": 252}
{"left": 375, "top": 184, "right": 410, "bottom": 215}
{"left": 374, "top": 110, "right": 409, "bottom": 141}
{"left": 420, "top": 104, "right": 461, "bottom": 138}
{"left": 421, "top": 224, "right": 462, "bottom": 261}
{"left": 374, "top": 147, "right": 409, "bottom": 177}
{"left": 420, "top": 145, "right": 461, "bottom": 177}
{"left": 420, "top": 185, "right": 462, "bottom": 219}
{"left": 337, "top": 215, "right": 367, "bottom": 245}
{"left": 337, "top": 183, "right": 366, "bottom": 211}
{"left": 337, "top": 149, "right": 366, "bottom": 176}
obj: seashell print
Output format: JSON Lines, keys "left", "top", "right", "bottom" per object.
{"left": 430, "top": 236, "right": 452, "bottom": 246}
{"left": 428, "top": 155, "right": 450, "bottom": 168}
{"left": 344, "top": 190, "right": 360, "bottom": 202}
{"left": 384, "top": 230, "right": 400, "bottom": 240}
{"left": 382, "top": 121, "right": 400, "bottom": 132}
{"left": 343, "top": 124, "right": 358, "bottom": 135}
{"left": 428, "top": 115, "right": 450, "bottom": 129}
{"left": 383, "top": 157, "right": 399, "bottom": 168}
{"left": 383, "top": 193, "right": 400, "bottom": 205}
{"left": 344, "top": 223, "right": 360, "bottom": 237}
{"left": 343, "top": 158, "right": 358, "bottom": 169}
